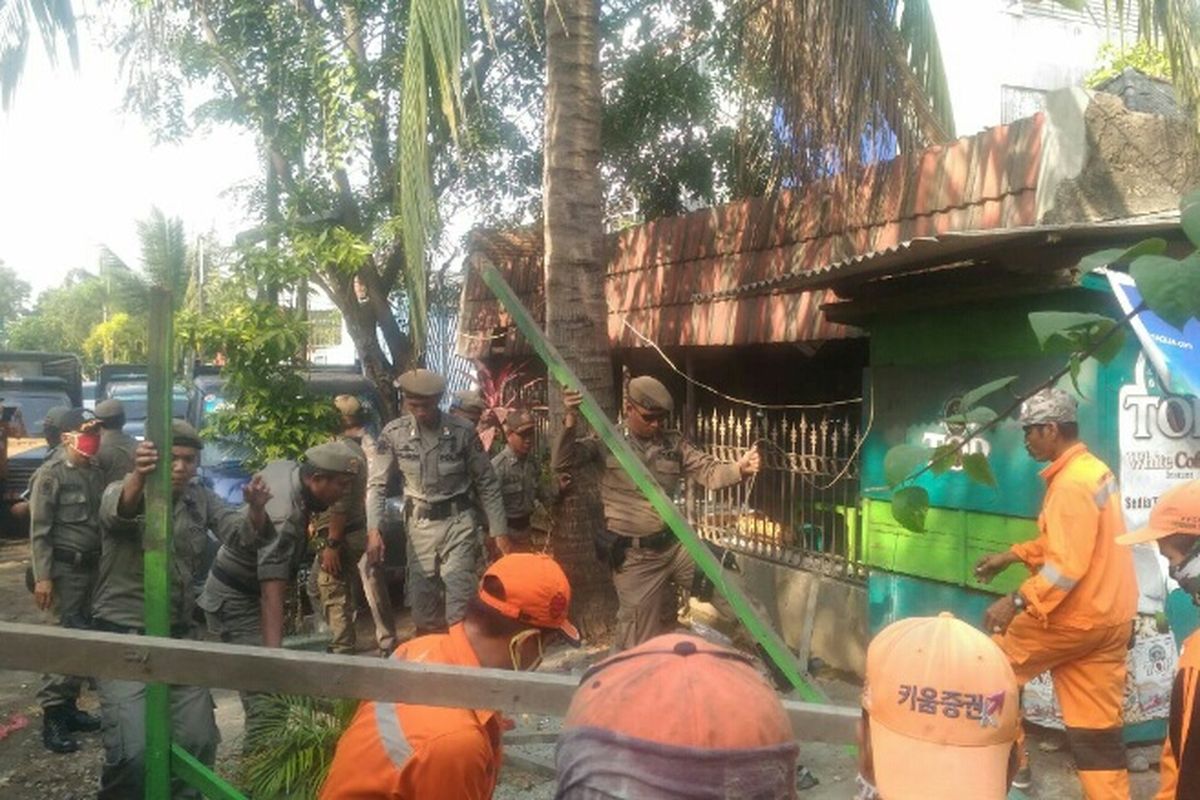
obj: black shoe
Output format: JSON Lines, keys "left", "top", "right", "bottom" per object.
{"left": 63, "top": 704, "right": 101, "bottom": 733}
{"left": 42, "top": 709, "right": 80, "bottom": 754}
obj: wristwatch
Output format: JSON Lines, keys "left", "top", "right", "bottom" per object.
{"left": 325, "top": 537, "right": 344, "bottom": 550}
{"left": 1011, "top": 592, "right": 1027, "bottom": 611}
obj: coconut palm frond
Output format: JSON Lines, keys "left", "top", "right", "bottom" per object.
{"left": 0, "top": 0, "right": 78, "bottom": 110}
{"left": 240, "top": 694, "right": 358, "bottom": 800}
{"left": 136, "top": 206, "right": 189, "bottom": 297}
{"left": 734, "top": 0, "right": 954, "bottom": 195}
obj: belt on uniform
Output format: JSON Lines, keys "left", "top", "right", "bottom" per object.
{"left": 52, "top": 547, "right": 99, "bottom": 569}
{"left": 506, "top": 515, "right": 532, "bottom": 531}
{"left": 618, "top": 529, "right": 675, "bottom": 551}
{"left": 406, "top": 494, "right": 473, "bottom": 521}
{"left": 210, "top": 562, "right": 260, "bottom": 597}
{"left": 92, "top": 616, "right": 193, "bottom": 639}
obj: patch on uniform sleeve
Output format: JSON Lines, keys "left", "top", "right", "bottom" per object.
{"left": 374, "top": 436, "right": 390, "bottom": 454}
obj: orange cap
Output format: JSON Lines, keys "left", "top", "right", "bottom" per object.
{"left": 864, "top": 613, "right": 1018, "bottom": 800}
{"left": 1116, "top": 480, "right": 1200, "bottom": 545}
{"left": 479, "top": 554, "right": 579, "bottom": 644}
{"left": 563, "top": 633, "right": 792, "bottom": 749}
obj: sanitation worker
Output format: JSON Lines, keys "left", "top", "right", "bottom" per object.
{"left": 366, "top": 369, "right": 507, "bottom": 636}
{"left": 28, "top": 407, "right": 105, "bottom": 754}
{"left": 974, "top": 387, "right": 1136, "bottom": 798}
{"left": 854, "top": 613, "right": 1021, "bottom": 800}
{"left": 320, "top": 553, "right": 578, "bottom": 800}
{"left": 94, "top": 398, "right": 138, "bottom": 485}
{"left": 553, "top": 375, "right": 759, "bottom": 651}
{"left": 91, "top": 420, "right": 272, "bottom": 798}
{"left": 554, "top": 632, "right": 799, "bottom": 799}
{"left": 1112, "top": 480, "right": 1200, "bottom": 799}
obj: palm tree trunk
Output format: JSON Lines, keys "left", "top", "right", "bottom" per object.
{"left": 543, "top": 0, "right": 617, "bottom": 640}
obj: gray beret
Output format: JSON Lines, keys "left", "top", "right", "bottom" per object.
{"left": 627, "top": 376, "right": 674, "bottom": 414}
{"left": 396, "top": 369, "right": 447, "bottom": 397}
{"left": 171, "top": 419, "right": 204, "bottom": 450}
{"left": 451, "top": 390, "right": 487, "bottom": 414}
{"left": 95, "top": 398, "right": 125, "bottom": 420}
{"left": 43, "top": 406, "right": 72, "bottom": 430}
{"left": 505, "top": 408, "right": 535, "bottom": 433}
{"left": 1018, "top": 388, "right": 1078, "bottom": 425}
{"left": 305, "top": 440, "right": 363, "bottom": 476}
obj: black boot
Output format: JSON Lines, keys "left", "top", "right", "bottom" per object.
{"left": 63, "top": 702, "right": 101, "bottom": 733}
{"left": 42, "top": 707, "right": 80, "bottom": 754}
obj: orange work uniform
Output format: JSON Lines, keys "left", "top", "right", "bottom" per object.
{"left": 319, "top": 624, "right": 502, "bottom": 800}
{"left": 997, "top": 442, "right": 1137, "bottom": 800}
{"left": 1155, "top": 629, "right": 1200, "bottom": 800}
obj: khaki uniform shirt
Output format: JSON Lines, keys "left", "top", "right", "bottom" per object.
{"left": 198, "top": 460, "right": 303, "bottom": 605}
{"left": 97, "top": 429, "right": 138, "bottom": 486}
{"left": 29, "top": 457, "right": 105, "bottom": 581}
{"left": 491, "top": 446, "right": 544, "bottom": 521}
{"left": 552, "top": 424, "right": 741, "bottom": 538}
{"left": 313, "top": 435, "right": 368, "bottom": 535}
{"left": 93, "top": 479, "right": 262, "bottom": 631}
{"left": 366, "top": 412, "right": 507, "bottom": 536}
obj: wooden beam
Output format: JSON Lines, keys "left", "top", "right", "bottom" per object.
{"left": 0, "top": 622, "right": 859, "bottom": 745}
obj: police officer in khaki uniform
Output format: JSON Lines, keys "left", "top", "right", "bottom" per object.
{"left": 312, "top": 395, "right": 397, "bottom": 655}
{"left": 198, "top": 440, "right": 360, "bottom": 732}
{"left": 366, "top": 369, "right": 507, "bottom": 635}
{"left": 491, "top": 409, "right": 547, "bottom": 555}
{"left": 94, "top": 398, "right": 138, "bottom": 486}
{"left": 28, "top": 408, "right": 105, "bottom": 753}
{"left": 553, "top": 376, "right": 760, "bottom": 651}
{"left": 448, "top": 389, "right": 488, "bottom": 426}
{"left": 92, "top": 420, "right": 272, "bottom": 799}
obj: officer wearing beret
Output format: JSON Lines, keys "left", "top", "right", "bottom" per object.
{"left": 367, "top": 369, "right": 507, "bottom": 635}
{"left": 92, "top": 420, "right": 272, "bottom": 798}
{"left": 553, "top": 376, "right": 760, "bottom": 651}
{"left": 490, "top": 409, "right": 549, "bottom": 555}
{"left": 312, "top": 395, "right": 397, "bottom": 655}
{"left": 28, "top": 408, "right": 106, "bottom": 752}
{"left": 94, "top": 398, "right": 138, "bottom": 486}
{"left": 448, "top": 390, "right": 488, "bottom": 425}
{"left": 198, "top": 439, "right": 360, "bottom": 733}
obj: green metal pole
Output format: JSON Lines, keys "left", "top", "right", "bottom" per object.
{"left": 144, "top": 288, "right": 174, "bottom": 799}
{"left": 479, "top": 263, "right": 824, "bottom": 702}
{"left": 172, "top": 744, "right": 248, "bottom": 800}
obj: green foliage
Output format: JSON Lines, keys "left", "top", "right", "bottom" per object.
{"left": 1, "top": 0, "right": 79, "bottom": 109}
{"left": 180, "top": 301, "right": 337, "bottom": 467}
{"left": 1182, "top": 189, "right": 1200, "bottom": 249}
{"left": 1130, "top": 252, "right": 1200, "bottom": 330}
{"left": 961, "top": 453, "right": 997, "bottom": 488}
{"left": 239, "top": 694, "right": 358, "bottom": 800}
{"left": 883, "top": 443, "right": 931, "bottom": 488}
{"left": 0, "top": 262, "right": 31, "bottom": 345}
{"left": 1086, "top": 39, "right": 1172, "bottom": 88}
{"left": 7, "top": 269, "right": 106, "bottom": 370}
{"left": 1027, "top": 311, "right": 1125, "bottom": 367}
{"left": 1077, "top": 238, "right": 1168, "bottom": 273}
{"left": 959, "top": 376, "right": 1016, "bottom": 412}
{"left": 891, "top": 486, "right": 929, "bottom": 532}
{"left": 83, "top": 312, "right": 147, "bottom": 366}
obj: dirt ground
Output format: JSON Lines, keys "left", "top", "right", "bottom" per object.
{"left": 0, "top": 537, "right": 1170, "bottom": 798}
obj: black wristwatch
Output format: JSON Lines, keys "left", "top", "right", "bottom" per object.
{"left": 322, "top": 537, "right": 344, "bottom": 550}
{"left": 1011, "top": 592, "right": 1027, "bottom": 611}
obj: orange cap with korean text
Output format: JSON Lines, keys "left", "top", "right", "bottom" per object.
{"left": 1116, "top": 480, "right": 1200, "bottom": 545}
{"left": 479, "top": 554, "right": 579, "bottom": 644}
{"left": 863, "top": 613, "right": 1019, "bottom": 800}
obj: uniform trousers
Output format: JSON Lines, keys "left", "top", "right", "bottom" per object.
{"left": 38, "top": 563, "right": 96, "bottom": 709}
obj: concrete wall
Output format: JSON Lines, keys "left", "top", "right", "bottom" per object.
{"left": 736, "top": 556, "right": 869, "bottom": 679}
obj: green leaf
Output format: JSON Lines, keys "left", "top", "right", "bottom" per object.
{"left": 961, "top": 453, "right": 997, "bottom": 488}
{"left": 1130, "top": 253, "right": 1200, "bottom": 330}
{"left": 965, "top": 406, "right": 998, "bottom": 426}
{"left": 892, "top": 486, "right": 930, "bottom": 532}
{"left": 961, "top": 376, "right": 1017, "bottom": 410}
{"left": 1089, "top": 320, "right": 1126, "bottom": 364}
{"left": 883, "top": 444, "right": 931, "bottom": 487}
{"left": 1182, "top": 189, "right": 1200, "bottom": 249}
{"left": 929, "top": 443, "right": 958, "bottom": 475}
{"left": 1028, "top": 311, "right": 1115, "bottom": 349}
{"left": 1077, "top": 238, "right": 1168, "bottom": 273}
{"left": 1067, "top": 353, "right": 1084, "bottom": 396}
{"left": 1027, "top": 311, "right": 1125, "bottom": 364}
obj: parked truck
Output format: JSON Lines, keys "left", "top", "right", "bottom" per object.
{"left": 0, "top": 352, "right": 83, "bottom": 537}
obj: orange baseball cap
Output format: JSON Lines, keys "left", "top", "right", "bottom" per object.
{"left": 479, "top": 554, "right": 579, "bottom": 644}
{"left": 1117, "top": 480, "right": 1200, "bottom": 545}
{"left": 562, "top": 633, "right": 793, "bottom": 749}
{"left": 864, "top": 613, "right": 1019, "bottom": 800}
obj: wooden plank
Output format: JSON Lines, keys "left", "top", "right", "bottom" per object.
{"left": 501, "top": 750, "right": 558, "bottom": 779}
{"left": 503, "top": 730, "right": 561, "bottom": 746}
{"left": 0, "top": 622, "right": 859, "bottom": 745}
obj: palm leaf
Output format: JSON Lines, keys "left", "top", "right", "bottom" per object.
{"left": 0, "top": 0, "right": 78, "bottom": 109}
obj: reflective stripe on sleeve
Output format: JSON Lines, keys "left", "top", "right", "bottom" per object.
{"left": 374, "top": 701, "right": 414, "bottom": 770}
{"left": 1093, "top": 476, "right": 1119, "bottom": 509}
{"left": 1038, "top": 563, "right": 1078, "bottom": 591}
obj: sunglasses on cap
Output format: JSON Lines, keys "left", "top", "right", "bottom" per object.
{"left": 631, "top": 405, "right": 669, "bottom": 424}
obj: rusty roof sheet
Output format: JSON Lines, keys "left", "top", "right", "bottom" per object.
{"left": 458, "top": 112, "right": 1047, "bottom": 355}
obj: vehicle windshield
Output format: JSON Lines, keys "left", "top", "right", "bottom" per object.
{"left": 200, "top": 438, "right": 253, "bottom": 468}
{"left": 110, "top": 387, "right": 191, "bottom": 421}
{"left": 3, "top": 393, "right": 70, "bottom": 436}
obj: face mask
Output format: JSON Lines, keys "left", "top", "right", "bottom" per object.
{"left": 70, "top": 432, "right": 101, "bottom": 458}
{"left": 1169, "top": 547, "right": 1200, "bottom": 599}
{"left": 508, "top": 628, "right": 544, "bottom": 672}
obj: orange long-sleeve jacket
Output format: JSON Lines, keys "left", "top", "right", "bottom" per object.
{"left": 1155, "top": 628, "right": 1200, "bottom": 800}
{"left": 1009, "top": 443, "right": 1137, "bottom": 629}
{"left": 320, "top": 624, "right": 502, "bottom": 800}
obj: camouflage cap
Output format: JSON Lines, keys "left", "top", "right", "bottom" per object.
{"left": 1018, "top": 388, "right": 1077, "bottom": 425}
{"left": 60, "top": 407, "right": 98, "bottom": 433}
{"left": 171, "top": 419, "right": 204, "bottom": 450}
{"left": 451, "top": 390, "right": 488, "bottom": 414}
{"left": 505, "top": 408, "right": 535, "bottom": 434}
{"left": 333, "top": 394, "right": 362, "bottom": 417}
{"left": 43, "top": 406, "right": 72, "bottom": 430}
{"left": 395, "top": 368, "right": 447, "bottom": 398}
{"left": 94, "top": 398, "right": 125, "bottom": 421}
{"left": 627, "top": 376, "right": 674, "bottom": 414}
{"left": 304, "top": 440, "right": 363, "bottom": 476}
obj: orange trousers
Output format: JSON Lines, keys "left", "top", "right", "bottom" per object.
{"left": 994, "top": 613, "right": 1133, "bottom": 800}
